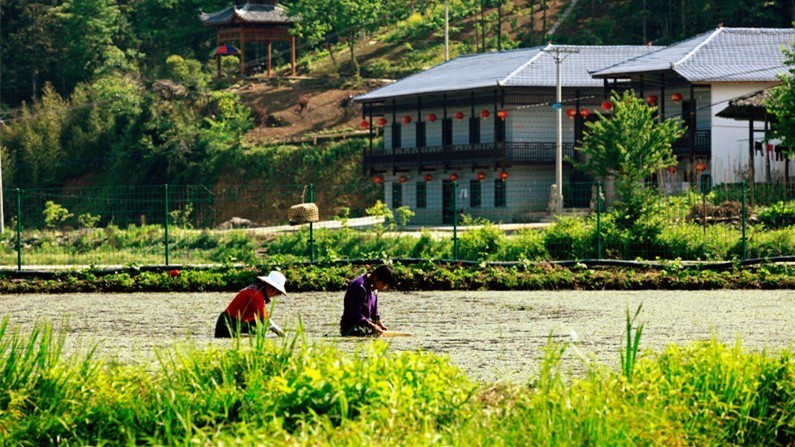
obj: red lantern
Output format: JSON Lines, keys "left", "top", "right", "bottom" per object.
{"left": 480, "top": 109, "right": 490, "bottom": 119}
{"left": 579, "top": 108, "right": 590, "bottom": 118}
{"left": 601, "top": 100, "right": 613, "bottom": 111}
{"left": 566, "top": 108, "right": 577, "bottom": 119}
{"left": 667, "top": 165, "right": 678, "bottom": 174}
{"left": 449, "top": 173, "right": 459, "bottom": 181}
{"left": 497, "top": 110, "right": 508, "bottom": 120}
{"left": 454, "top": 111, "right": 464, "bottom": 120}
{"left": 671, "top": 93, "right": 683, "bottom": 103}
{"left": 402, "top": 116, "right": 412, "bottom": 124}
{"left": 427, "top": 113, "right": 437, "bottom": 122}
{"left": 377, "top": 117, "right": 388, "bottom": 126}
{"left": 647, "top": 95, "right": 658, "bottom": 104}
{"left": 476, "top": 172, "right": 486, "bottom": 181}
{"left": 360, "top": 120, "right": 370, "bottom": 129}
{"left": 695, "top": 161, "right": 707, "bottom": 172}
{"left": 399, "top": 175, "right": 409, "bottom": 183}
{"left": 373, "top": 175, "right": 384, "bottom": 184}
{"left": 499, "top": 171, "right": 509, "bottom": 181}
{"left": 424, "top": 174, "right": 433, "bottom": 182}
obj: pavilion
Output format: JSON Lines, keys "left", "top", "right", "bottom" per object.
{"left": 199, "top": 1, "right": 297, "bottom": 78}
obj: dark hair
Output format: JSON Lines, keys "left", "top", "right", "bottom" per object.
{"left": 371, "top": 264, "right": 396, "bottom": 287}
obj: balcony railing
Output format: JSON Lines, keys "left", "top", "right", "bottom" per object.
{"left": 672, "top": 130, "right": 711, "bottom": 157}
{"left": 364, "top": 142, "right": 576, "bottom": 170}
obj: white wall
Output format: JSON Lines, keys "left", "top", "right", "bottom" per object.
{"left": 710, "top": 83, "right": 777, "bottom": 184}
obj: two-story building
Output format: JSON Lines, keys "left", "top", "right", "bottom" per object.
{"left": 591, "top": 27, "right": 795, "bottom": 188}
{"left": 355, "top": 44, "right": 658, "bottom": 225}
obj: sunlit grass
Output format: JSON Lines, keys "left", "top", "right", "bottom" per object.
{"left": 1, "top": 315, "right": 793, "bottom": 445}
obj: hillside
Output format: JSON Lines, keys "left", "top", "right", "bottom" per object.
{"left": 235, "top": 0, "right": 573, "bottom": 145}
{"left": 234, "top": 0, "right": 793, "bottom": 145}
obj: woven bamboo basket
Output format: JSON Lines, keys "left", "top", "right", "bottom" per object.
{"left": 288, "top": 203, "right": 320, "bottom": 225}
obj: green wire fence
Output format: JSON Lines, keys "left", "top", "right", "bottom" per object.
{"left": 1, "top": 180, "right": 794, "bottom": 270}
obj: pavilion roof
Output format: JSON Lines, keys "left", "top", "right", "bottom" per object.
{"left": 199, "top": 2, "right": 294, "bottom": 27}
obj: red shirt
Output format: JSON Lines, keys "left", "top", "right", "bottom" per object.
{"left": 224, "top": 285, "right": 269, "bottom": 323}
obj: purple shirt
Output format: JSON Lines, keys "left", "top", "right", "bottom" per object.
{"left": 340, "top": 274, "right": 379, "bottom": 329}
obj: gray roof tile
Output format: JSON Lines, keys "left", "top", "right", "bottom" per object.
{"left": 356, "top": 44, "right": 657, "bottom": 102}
{"left": 591, "top": 27, "right": 795, "bottom": 82}
{"left": 199, "top": 2, "right": 294, "bottom": 26}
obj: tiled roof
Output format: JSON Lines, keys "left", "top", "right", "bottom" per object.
{"left": 199, "top": 2, "right": 294, "bottom": 26}
{"left": 355, "top": 44, "right": 657, "bottom": 102}
{"left": 716, "top": 89, "right": 772, "bottom": 121}
{"left": 591, "top": 27, "right": 795, "bottom": 82}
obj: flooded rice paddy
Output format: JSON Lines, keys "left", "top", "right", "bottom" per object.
{"left": 1, "top": 290, "right": 793, "bottom": 382}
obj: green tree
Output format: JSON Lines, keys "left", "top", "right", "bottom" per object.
{"left": 767, "top": 42, "right": 795, "bottom": 156}
{"left": 54, "top": 0, "right": 126, "bottom": 93}
{"left": 288, "top": 0, "right": 384, "bottom": 80}
{"left": 7, "top": 84, "right": 68, "bottom": 187}
{"left": 573, "top": 90, "right": 685, "bottom": 226}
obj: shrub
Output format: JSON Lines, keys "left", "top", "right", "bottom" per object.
{"left": 543, "top": 216, "right": 593, "bottom": 260}
{"left": 756, "top": 201, "right": 795, "bottom": 229}
{"left": 43, "top": 201, "right": 73, "bottom": 229}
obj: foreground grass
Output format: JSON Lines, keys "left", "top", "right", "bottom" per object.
{"left": 1, "top": 317, "right": 793, "bottom": 446}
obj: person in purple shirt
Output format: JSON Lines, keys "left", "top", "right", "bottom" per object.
{"left": 340, "top": 264, "right": 397, "bottom": 336}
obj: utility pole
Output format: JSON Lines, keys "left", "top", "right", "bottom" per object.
{"left": 445, "top": 0, "right": 449, "bottom": 61}
{"left": 543, "top": 45, "right": 578, "bottom": 215}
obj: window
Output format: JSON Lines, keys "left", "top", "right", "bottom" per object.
{"left": 442, "top": 118, "right": 453, "bottom": 146}
{"left": 469, "top": 180, "right": 481, "bottom": 208}
{"left": 495, "top": 117, "right": 506, "bottom": 143}
{"left": 416, "top": 121, "right": 426, "bottom": 147}
{"left": 392, "top": 182, "right": 403, "bottom": 208}
{"left": 468, "top": 116, "right": 480, "bottom": 144}
{"left": 416, "top": 182, "right": 427, "bottom": 208}
{"left": 494, "top": 179, "right": 506, "bottom": 208}
{"left": 391, "top": 123, "right": 401, "bottom": 148}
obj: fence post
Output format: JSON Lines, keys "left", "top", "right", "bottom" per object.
{"left": 309, "top": 183, "right": 315, "bottom": 263}
{"left": 741, "top": 180, "right": 747, "bottom": 260}
{"left": 15, "top": 188, "right": 21, "bottom": 271}
{"left": 596, "top": 181, "right": 602, "bottom": 259}
{"left": 453, "top": 180, "right": 458, "bottom": 261}
{"left": 164, "top": 184, "right": 170, "bottom": 266}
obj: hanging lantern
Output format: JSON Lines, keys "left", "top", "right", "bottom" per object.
{"left": 579, "top": 108, "right": 590, "bottom": 118}
{"left": 667, "top": 165, "right": 678, "bottom": 174}
{"left": 377, "top": 117, "right": 388, "bottom": 126}
{"left": 566, "top": 108, "right": 577, "bottom": 119}
{"left": 399, "top": 175, "right": 409, "bottom": 183}
{"left": 476, "top": 172, "right": 486, "bottom": 181}
{"left": 499, "top": 171, "right": 509, "bottom": 181}
{"left": 402, "top": 116, "right": 412, "bottom": 124}
{"left": 454, "top": 111, "right": 465, "bottom": 120}
{"left": 480, "top": 109, "right": 490, "bottom": 119}
{"left": 601, "top": 100, "right": 613, "bottom": 111}
{"left": 647, "top": 95, "right": 659, "bottom": 104}
{"left": 695, "top": 161, "right": 707, "bottom": 172}
{"left": 449, "top": 173, "right": 459, "bottom": 181}
{"left": 424, "top": 174, "right": 433, "bottom": 182}
{"left": 360, "top": 120, "right": 370, "bottom": 129}
{"left": 427, "top": 113, "right": 437, "bottom": 122}
{"left": 497, "top": 110, "right": 508, "bottom": 120}
{"left": 671, "top": 92, "right": 683, "bottom": 103}
{"left": 372, "top": 175, "right": 384, "bottom": 184}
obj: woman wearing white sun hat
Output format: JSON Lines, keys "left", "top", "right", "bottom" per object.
{"left": 214, "top": 271, "right": 288, "bottom": 338}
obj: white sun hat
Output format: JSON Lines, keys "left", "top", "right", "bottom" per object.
{"left": 257, "top": 271, "right": 287, "bottom": 295}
